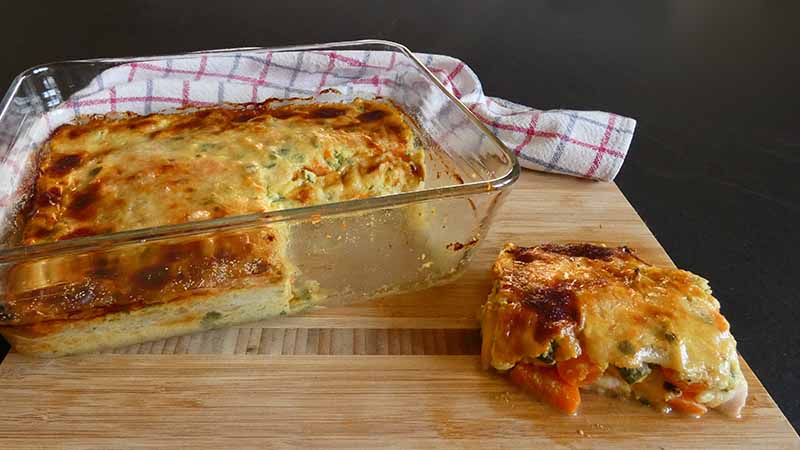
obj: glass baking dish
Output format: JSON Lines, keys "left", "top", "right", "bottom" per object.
{"left": 0, "top": 40, "right": 519, "bottom": 356}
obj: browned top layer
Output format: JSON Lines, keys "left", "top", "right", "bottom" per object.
{"left": 22, "top": 98, "right": 424, "bottom": 245}
{"left": 481, "top": 242, "right": 742, "bottom": 391}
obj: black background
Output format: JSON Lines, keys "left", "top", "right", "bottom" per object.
{"left": 1, "top": 0, "right": 797, "bottom": 431}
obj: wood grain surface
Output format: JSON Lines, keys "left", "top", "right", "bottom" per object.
{"left": 0, "top": 172, "right": 797, "bottom": 449}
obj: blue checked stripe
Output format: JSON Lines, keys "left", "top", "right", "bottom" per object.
{"left": 552, "top": 110, "right": 634, "bottom": 134}
{"left": 517, "top": 152, "right": 583, "bottom": 177}
{"left": 218, "top": 53, "right": 241, "bottom": 103}
{"left": 346, "top": 50, "right": 371, "bottom": 98}
{"left": 144, "top": 79, "right": 154, "bottom": 114}
{"left": 544, "top": 112, "right": 579, "bottom": 170}
{"left": 283, "top": 52, "right": 306, "bottom": 98}
{"left": 162, "top": 60, "right": 173, "bottom": 78}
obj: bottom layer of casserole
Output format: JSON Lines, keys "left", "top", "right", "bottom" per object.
{"left": 480, "top": 243, "right": 748, "bottom": 417}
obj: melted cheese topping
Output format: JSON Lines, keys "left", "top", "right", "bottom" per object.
{"left": 23, "top": 98, "right": 424, "bottom": 244}
{"left": 2, "top": 99, "right": 425, "bottom": 328}
{"left": 480, "top": 243, "right": 746, "bottom": 411}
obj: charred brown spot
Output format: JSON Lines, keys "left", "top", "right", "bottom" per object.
{"left": 29, "top": 226, "right": 52, "bottom": 240}
{"left": 387, "top": 123, "right": 405, "bottom": 139}
{"left": 357, "top": 109, "right": 388, "bottom": 122}
{"left": 66, "top": 183, "right": 100, "bottom": 220}
{"left": 36, "top": 187, "right": 62, "bottom": 207}
{"left": 170, "top": 117, "right": 206, "bottom": 133}
{"left": 409, "top": 162, "right": 422, "bottom": 178}
{"left": 538, "top": 243, "right": 616, "bottom": 260}
{"left": 125, "top": 118, "right": 157, "bottom": 130}
{"left": 309, "top": 107, "right": 346, "bottom": 119}
{"left": 365, "top": 161, "right": 382, "bottom": 174}
{"left": 520, "top": 287, "right": 580, "bottom": 341}
{"left": 132, "top": 265, "right": 171, "bottom": 291}
{"left": 88, "top": 166, "right": 103, "bottom": 177}
{"left": 61, "top": 227, "right": 101, "bottom": 240}
{"left": 232, "top": 111, "right": 259, "bottom": 123}
{"left": 507, "top": 246, "right": 539, "bottom": 263}
{"left": 211, "top": 205, "right": 229, "bottom": 218}
{"left": 47, "top": 154, "right": 83, "bottom": 177}
{"left": 270, "top": 109, "right": 300, "bottom": 120}
{"left": 67, "top": 126, "right": 94, "bottom": 139}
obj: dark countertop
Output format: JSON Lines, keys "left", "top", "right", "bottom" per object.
{"left": 1, "top": 0, "right": 797, "bottom": 430}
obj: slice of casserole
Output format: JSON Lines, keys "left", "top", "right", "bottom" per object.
{"left": 480, "top": 243, "right": 748, "bottom": 417}
{"left": 0, "top": 98, "right": 425, "bottom": 356}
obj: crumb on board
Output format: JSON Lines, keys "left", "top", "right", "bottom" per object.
{"left": 494, "top": 392, "right": 514, "bottom": 407}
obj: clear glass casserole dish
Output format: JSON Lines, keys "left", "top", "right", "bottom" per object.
{"left": 0, "top": 40, "right": 519, "bottom": 356}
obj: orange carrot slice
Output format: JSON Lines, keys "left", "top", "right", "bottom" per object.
{"left": 510, "top": 363, "right": 581, "bottom": 414}
{"left": 662, "top": 368, "right": 706, "bottom": 397}
{"left": 668, "top": 397, "right": 708, "bottom": 416}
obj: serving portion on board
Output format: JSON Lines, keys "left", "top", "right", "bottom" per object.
{"left": 480, "top": 242, "right": 748, "bottom": 417}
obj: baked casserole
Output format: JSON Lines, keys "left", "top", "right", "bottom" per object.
{"left": 0, "top": 98, "right": 425, "bottom": 355}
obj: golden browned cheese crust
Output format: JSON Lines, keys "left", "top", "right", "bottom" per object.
{"left": 23, "top": 98, "right": 424, "bottom": 244}
{"left": 480, "top": 242, "right": 747, "bottom": 414}
{"left": 1, "top": 98, "right": 424, "bottom": 335}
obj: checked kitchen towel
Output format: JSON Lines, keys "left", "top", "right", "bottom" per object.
{"left": 4, "top": 50, "right": 636, "bottom": 191}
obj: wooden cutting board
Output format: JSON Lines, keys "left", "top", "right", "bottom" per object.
{"left": 0, "top": 172, "right": 797, "bottom": 449}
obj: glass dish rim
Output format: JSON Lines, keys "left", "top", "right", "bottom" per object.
{"left": 0, "top": 39, "right": 520, "bottom": 263}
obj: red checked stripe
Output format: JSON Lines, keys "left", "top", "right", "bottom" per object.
{"left": 127, "top": 63, "right": 138, "bottom": 82}
{"left": 427, "top": 67, "right": 462, "bottom": 98}
{"left": 446, "top": 62, "right": 464, "bottom": 97}
{"left": 252, "top": 52, "right": 273, "bottom": 102}
{"left": 109, "top": 86, "right": 117, "bottom": 112}
{"left": 513, "top": 112, "right": 541, "bottom": 155}
{"left": 181, "top": 80, "right": 190, "bottom": 107}
{"left": 469, "top": 105, "right": 625, "bottom": 158}
{"left": 194, "top": 55, "right": 208, "bottom": 81}
{"left": 377, "top": 55, "right": 396, "bottom": 96}
{"left": 584, "top": 114, "right": 618, "bottom": 178}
